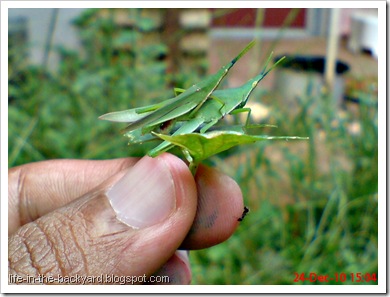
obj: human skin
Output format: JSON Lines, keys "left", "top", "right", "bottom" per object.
{"left": 8, "top": 154, "right": 243, "bottom": 285}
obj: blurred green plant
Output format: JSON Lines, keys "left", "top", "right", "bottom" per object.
{"left": 189, "top": 9, "right": 377, "bottom": 284}
{"left": 9, "top": 8, "right": 172, "bottom": 166}
{"left": 190, "top": 86, "right": 378, "bottom": 285}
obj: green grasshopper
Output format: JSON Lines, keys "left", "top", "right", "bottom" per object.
{"left": 99, "top": 40, "right": 255, "bottom": 135}
{"left": 146, "top": 53, "right": 285, "bottom": 157}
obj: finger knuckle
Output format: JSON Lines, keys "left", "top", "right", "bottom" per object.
{"left": 9, "top": 213, "right": 89, "bottom": 282}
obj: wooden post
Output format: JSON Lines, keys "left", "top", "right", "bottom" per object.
{"left": 325, "top": 8, "right": 341, "bottom": 90}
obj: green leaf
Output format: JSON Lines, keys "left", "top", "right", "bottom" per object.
{"left": 153, "top": 130, "right": 309, "bottom": 163}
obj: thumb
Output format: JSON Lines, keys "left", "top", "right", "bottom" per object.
{"left": 8, "top": 154, "right": 197, "bottom": 284}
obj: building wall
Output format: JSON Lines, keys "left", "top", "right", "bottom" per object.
{"left": 211, "top": 8, "right": 307, "bottom": 28}
{"left": 9, "top": 8, "right": 87, "bottom": 69}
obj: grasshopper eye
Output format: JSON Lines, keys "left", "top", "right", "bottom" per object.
{"left": 159, "top": 119, "right": 174, "bottom": 132}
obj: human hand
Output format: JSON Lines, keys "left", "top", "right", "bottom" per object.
{"left": 8, "top": 153, "right": 243, "bottom": 285}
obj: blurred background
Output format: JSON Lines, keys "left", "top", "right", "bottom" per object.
{"left": 8, "top": 8, "right": 378, "bottom": 285}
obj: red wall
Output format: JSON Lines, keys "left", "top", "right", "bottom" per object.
{"left": 211, "top": 8, "right": 306, "bottom": 28}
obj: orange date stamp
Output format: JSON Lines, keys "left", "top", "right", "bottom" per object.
{"left": 293, "top": 272, "right": 377, "bottom": 284}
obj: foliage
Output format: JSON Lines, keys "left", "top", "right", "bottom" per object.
{"left": 8, "top": 9, "right": 172, "bottom": 166}
{"left": 190, "top": 88, "right": 378, "bottom": 285}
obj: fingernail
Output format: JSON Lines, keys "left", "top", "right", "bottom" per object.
{"left": 176, "top": 250, "right": 190, "bottom": 267}
{"left": 107, "top": 155, "right": 176, "bottom": 229}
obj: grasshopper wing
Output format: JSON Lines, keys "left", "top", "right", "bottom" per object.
{"left": 99, "top": 96, "right": 179, "bottom": 123}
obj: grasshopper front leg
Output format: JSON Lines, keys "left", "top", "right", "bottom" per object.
{"left": 230, "top": 107, "right": 252, "bottom": 127}
{"left": 230, "top": 107, "right": 276, "bottom": 134}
